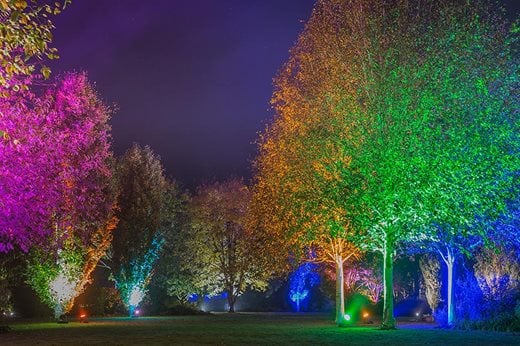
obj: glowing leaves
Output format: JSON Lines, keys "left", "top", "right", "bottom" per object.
{"left": 0, "top": 72, "right": 115, "bottom": 252}
{"left": 182, "top": 179, "right": 272, "bottom": 313}
{"left": 0, "top": 0, "right": 70, "bottom": 93}
{"left": 111, "top": 144, "right": 172, "bottom": 316}
{"left": 288, "top": 262, "right": 320, "bottom": 312}
{"left": 115, "top": 234, "right": 164, "bottom": 315}
{"left": 26, "top": 216, "right": 117, "bottom": 319}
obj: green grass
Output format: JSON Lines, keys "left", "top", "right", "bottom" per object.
{"left": 2, "top": 313, "right": 519, "bottom": 345}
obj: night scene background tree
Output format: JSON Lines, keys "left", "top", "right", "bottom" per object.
{"left": 178, "top": 179, "right": 272, "bottom": 313}
{"left": 111, "top": 144, "right": 172, "bottom": 316}
{"left": 0, "top": 0, "right": 518, "bottom": 342}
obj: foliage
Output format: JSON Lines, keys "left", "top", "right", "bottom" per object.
{"left": 180, "top": 179, "right": 271, "bottom": 312}
{"left": 166, "top": 272, "right": 199, "bottom": 306}
{"left": 0, "top": 72, "right": 115, "bottom": 252}
{"left": 254, "top": 0, "right": 518, "bottom": 329}
{"left": 355, "top": 267, "right": 383, "bottom": 304}
{"left": 115, "top": 234, "right": 164, "bottom": 313}
{"left": 419, "top": 255, "right": 441, "bottom": 314}
{"left": 18, "top": 72, "right": 116, "bottom": 317}
{"left": 151, "top": 184, "right": 187, "bottom": 308}
{"left": 474, "top": 247, "right": 520, "bottom": 300}
{"left": 112, "top": 144, "right": 170, "bottom": 272}
{"left": 26, "top": 239, "right": 84, "bottom": 318}
{"left": 327, "top": 259, "right": 382, "bottom": 304}
{"left": 288, "top": 262, "right": 320, "bottom": 312}
{"left": 112, "top": 144, "right": 173, "bottom": 314}
{"left": 452, "top": 250, "right": 520, "bottom": 332}
{"left": 0, "top": 0, "right": 70, "bottom": 95}
{"left": 0, "top": 266, "right": 11, "bottom": 314}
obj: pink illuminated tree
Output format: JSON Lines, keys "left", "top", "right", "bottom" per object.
{"left": 22, "top": 72, "right": 117, "bottom": 318}
{"left": 0, "top": 72, "right": 115, "bottom": 253}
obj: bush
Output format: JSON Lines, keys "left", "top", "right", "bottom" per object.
{"left": 433, "top": 305, "right": 448, "bottom": 326}
{"left": 455, "top": 312, "right": 520, "bottom": 332}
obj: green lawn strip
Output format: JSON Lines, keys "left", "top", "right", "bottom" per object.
{"left": 2, "top": 314, "right": 518, "bottom": 345}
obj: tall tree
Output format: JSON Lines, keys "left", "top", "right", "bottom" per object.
{"left": 22, "top": 72, "right": 117, "bottom": 318}
{"left": 112, "top": 144, "right": 171, "bottom": 315}
{"left": 182, "top": 179, "right": 271, "bottom": 313}
{"left": 406, "top": 1, "right": 519, "bottom": 325}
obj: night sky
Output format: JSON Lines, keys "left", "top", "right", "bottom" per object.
{"left": 50, "top": 0, "right": 519, "bottom": 188}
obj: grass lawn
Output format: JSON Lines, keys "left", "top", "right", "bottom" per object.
{"left": 2, "top": 313, "right": 519, "bottom": 345}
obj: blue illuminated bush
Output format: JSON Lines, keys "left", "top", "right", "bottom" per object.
{"left": 288, "top": 263, "right": 320, "bottom": 312}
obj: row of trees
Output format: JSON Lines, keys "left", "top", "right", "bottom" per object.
{"left": 0, "top": 0, "right": 517, "bottom": 331}
{"left": 252, "top": 0, "right": 519, "bottom": 329}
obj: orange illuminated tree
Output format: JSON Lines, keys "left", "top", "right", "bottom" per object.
{"left": 252, "top": 12, "right": 365, "bottom": 321}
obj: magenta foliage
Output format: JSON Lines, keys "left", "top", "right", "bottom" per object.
{"left": 0, "top": 72, "right": 113, "bottom": 252}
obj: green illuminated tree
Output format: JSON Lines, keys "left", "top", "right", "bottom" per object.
{"left": 26, "top": 218, "right": 116, "bottom": 319}
{"left": 406, "top": 1, "right": 519, "bottom": 325}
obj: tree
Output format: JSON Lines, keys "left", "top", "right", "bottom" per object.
{"left": 474, "top": 246, "right": 520, "bottom": 301}
{"left": 406, "top": 1, "right": 519, "bottom": 325}
{"left": 182, "top": 179, "right": 271, "bottom": 313}
{"left": 253, "top": 0, "right": 429, "bottom": 328}
{"left": 0, "top": 72, "right": 115, "bottom": 253}
{"left": 0, "top": 0, "right": 70, "bottom": 95}
{"left": 115, "top": 233, "right": 164, "bottom": 316}
{"left": 419, "top": 255, "right": 441, "bottom": 315}
{"left": 288, "top": 262, "right": 320, "bottom": 312}
{"left": 111, "top": 144, "right": 171, "bottom": 316}
{"left": 252, "top": 16, "right": 364, "bottom": 321}
{"left": 21, "top": 72, "right": 116, "bottom": 318}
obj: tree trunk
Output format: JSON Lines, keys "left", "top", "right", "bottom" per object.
{"left": 227, "top": 289, "right": 236, "bottom": 313}
{"left": 440, "top": 249, "right": 455, "bottom": 326}
{"left": 54, "top": 303, "right": 64, "bottom": 320}
{"left": 296, "top": 297, "right": 301, "bottom": 312}
{"left": 334, "top": 256, "right": 347, "bottom": 326}
{"left": 381, "top": 244, "right": 396, "bottom": 329}
{"left": 129, "top": 304, "right": 135, "bottom": 317}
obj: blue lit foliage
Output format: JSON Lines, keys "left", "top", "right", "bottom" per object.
{"left": 288, "top": 263, "right": 320, "bottom": 312}
{"left": 115, "top": 234, "right": 164, "bottom": 316}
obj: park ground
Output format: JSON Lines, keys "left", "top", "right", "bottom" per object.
{"left": 1, "top": 313, "right": 519, "bottom": 345}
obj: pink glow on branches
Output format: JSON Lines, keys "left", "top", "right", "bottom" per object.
{"left": 0, "top": 72, "right": 113, "bottom": 252}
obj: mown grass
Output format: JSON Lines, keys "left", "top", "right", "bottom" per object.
{"left": 2, "top": 313, "right": 519, "bottom": 345}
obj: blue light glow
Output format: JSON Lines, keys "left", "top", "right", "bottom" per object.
{"left": 288, "top": 262, "right": 320, "bottom": 312}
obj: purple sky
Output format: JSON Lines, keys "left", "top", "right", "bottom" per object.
{"left": 50, "top": 0, "right": 519, "bottom": 188}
